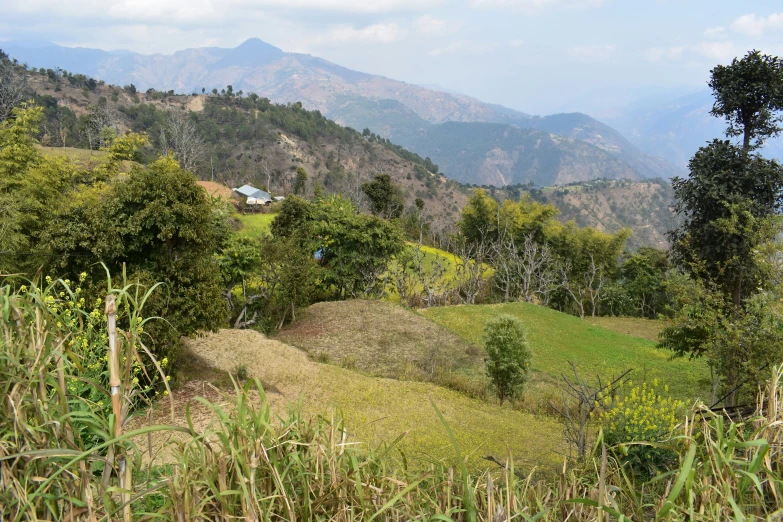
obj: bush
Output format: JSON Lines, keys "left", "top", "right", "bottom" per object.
{"left": 483, "top": 314, "right": 532, "bottom": 404}
{"left": 601, "top": 380, "right": 685, "bottom": 476}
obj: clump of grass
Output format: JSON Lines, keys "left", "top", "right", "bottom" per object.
{"left": 232, "top": 363, "right": 249, "bottom": 380}
{"left": 341, "top": 353, "right": 358, "bottom": 370}
{"left": 313, "top": 351, "right": 331, "bottom": 363}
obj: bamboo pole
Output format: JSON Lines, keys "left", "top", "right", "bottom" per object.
{"left": 106, "top": 295, "right": 122, "bottom": 438}
{"left": 106, "top": 295, "right": 132, "bottom": 522}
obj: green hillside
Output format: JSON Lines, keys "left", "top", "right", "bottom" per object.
{"left": 421, "top": 302, "right": 710, "bottom": 401}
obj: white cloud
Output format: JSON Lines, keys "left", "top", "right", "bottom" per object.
{"left": 645, "top": 46, "right": 685, "bottom": 63}
{"left": 645, "top": 41, "right": 739, "bottom": 64}
{"left": 429, "top": 40, "right": 498, "bottom": 57}
{"left": 567, "top": 44, "right": 616, "bottom": 61}
{"left": 703, "top": 26, "right": 727, "bottom": 39}
{"left": 508, "top": 39, "right": 524, "bottom": 48}
{"left": 730, "top": 12, "right": 783, "bottom": 37}
{"left": 7, "top": 0, "right": 442, "bottom": 22}
{"left": 322, "top": 23, "right": 405, "bottom": 45}
{"left": 470, "top": 0, "right": 605, "bottom": 11}
{"left": 415, "top": 15, "right": 460, "bottom": 36}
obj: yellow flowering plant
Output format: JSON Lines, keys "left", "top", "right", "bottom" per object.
{"left": 601, "top": 379, "right": 685, "bottom": 476}
{"left": 29, "top": 274, "right": 168, "bottom": 425}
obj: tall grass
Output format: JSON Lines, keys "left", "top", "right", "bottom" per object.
{"left": 2, "top": 274, "right": 783, "bottom": 520}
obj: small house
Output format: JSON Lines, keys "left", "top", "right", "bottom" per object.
{"left": 233, "top": 184, "right": 272, "bottom": 205}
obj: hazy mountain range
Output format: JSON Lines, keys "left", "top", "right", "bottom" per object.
{"left": 596, "top": 90, "right": 783, "bottom": 169}
{"left": 1, "top": 38, "right": 708, "bottom": 186}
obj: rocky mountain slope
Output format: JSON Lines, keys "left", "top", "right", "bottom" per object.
{"left": 5, "top": 39, "right": 682, "bottom": 186}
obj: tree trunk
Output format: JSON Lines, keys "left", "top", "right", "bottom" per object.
{"left": 732, "top": 271, "right": 742, "bottom": 310}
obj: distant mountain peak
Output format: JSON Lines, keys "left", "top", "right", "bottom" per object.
{"left": 235, "top": 38, "right": 282, "bottom": 53}
{"left": 213, "top": 37, "right": 284, "bottom": 68}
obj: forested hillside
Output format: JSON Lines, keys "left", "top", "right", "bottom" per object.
{"left": 535, "top": 179, "right": 677, "bottom": 250}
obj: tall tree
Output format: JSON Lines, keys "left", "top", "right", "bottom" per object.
{"left": 665, "top": 51, "right": 783, "bottom": 406}
{"left": 709, "top": 50, "right": 783, "bottom": 150}
{"left": 670, "top": 141, "right": 783, "bottom": 308}
{"left": 293, "top": 166, "right": 308, "bottom": 196}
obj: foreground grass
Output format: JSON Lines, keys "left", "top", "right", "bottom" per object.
{"left": 421, "top": 302, "right": 710, "bottom": 401}
{"left": 180, "top": 329, "right": 562, "bottom": 471}
{"left": 235, "top": 212, "right": 277, "bottom": 239}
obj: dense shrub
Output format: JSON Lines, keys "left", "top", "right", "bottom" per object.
{"left": 483, "top": 314, "right": 532, "bottom": 404}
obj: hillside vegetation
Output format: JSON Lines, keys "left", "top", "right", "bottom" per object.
{"left": 536, "top": 178, "right": 677, "bottom": 249}
{"left": 6, "top": 38, "right": 683, "bottom": 188}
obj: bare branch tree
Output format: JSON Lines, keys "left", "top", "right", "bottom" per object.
{"left": 390, "top": 247, "right": 417, "bottom": 306}
{"left": 550, "top": 363, "right": 632, "bottom": 458}
{"left": 516, "top": 235, "right": 557, "bottom": 304}
{"left": 82, "top": 102, "right": 121, "bottom": 150}
{"left": 413, "top": 242, "right": 450, "bottom": 307}
{"left": 454, "top": 238, "right": 490, "bottom": 305}
{"left": 559, "top": 261, "right": 586, "bottom": 319}
{"left": 0, "top": 55, "right": 29, "bottom": 122}
{"left": 164, "top": 110, "right": 205, "bottom": 172}
{"left": 585, "top": 254, "right": 606, "bottom": 318}
{"left": 491, "top": 234, "right": 518, "bottom": 303}
{"left": 260, "top": 156, "right": 273, "bottom": 193}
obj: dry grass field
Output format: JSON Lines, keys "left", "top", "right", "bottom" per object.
{"left": 277, "top": 300, "right": 483, "bottom": 382}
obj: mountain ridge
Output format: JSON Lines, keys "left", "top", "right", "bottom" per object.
{"left": 3, "top": 38, "right": 684, "bottom": 186}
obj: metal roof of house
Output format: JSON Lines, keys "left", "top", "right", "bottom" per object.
{"left": 234, "top": 185, "right": 271, "bottom": 200}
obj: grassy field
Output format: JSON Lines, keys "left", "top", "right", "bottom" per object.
{"left": 421, "top": 302, "right": 710, "bottom": 401}
{"left": 178, "top": 329, "right": 562, "bottom": 471}
{"left": 235, "top": 212, "right": 277, "bottom": 239}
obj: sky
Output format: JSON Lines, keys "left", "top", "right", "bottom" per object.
{"left": 2, "top": 1, "right": 783, "bottom": 114}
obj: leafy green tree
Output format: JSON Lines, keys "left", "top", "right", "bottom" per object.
{"left": 459, "top": 189, "right": 498, "bottom": 243}
{"left": 293, "top": 166, "right": 308, "bottom": 195}
{"left": 314, "top": 196, "right": 404, "bottom": 298}
{"left": 664, "top": 51, "right": 783, "bottom": 406}
{"left": 270, "top": 195, "right": 314, "bottom": 239}
{"left": 484, "top": 314, "right": 532, "bottom": 404}
{"left": 361, "top": 173, "right": 404, "bottom": 219}
{"left": 709, "top": 50, "right": 783, "bottom": 150}
{"left": 621, "top": 247, "right": 670, "bottom": 318}
{"left": 670, "top": 141, "right": 783, "bottom": 308}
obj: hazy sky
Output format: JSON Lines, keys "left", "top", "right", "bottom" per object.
{"left": 3, "top": 1, "right": 783, "bottom": 114}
